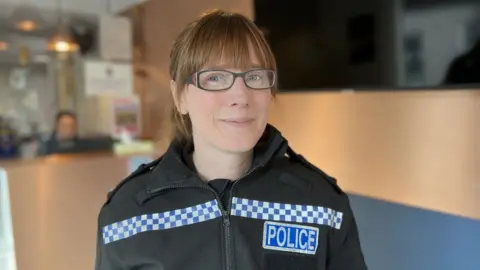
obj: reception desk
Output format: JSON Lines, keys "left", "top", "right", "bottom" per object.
{"left": 0, "top": 153, "right": 156, "bottom": 270}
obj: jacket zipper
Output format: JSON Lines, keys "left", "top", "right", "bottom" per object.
{"left": 146, "top": 182, "right": 232, "bottom": 269}
{"left": 145, "top": 165, "right": 262, "bottom": 270}
{"left": 223, "top": 165, "right": 262, "bottom": 270}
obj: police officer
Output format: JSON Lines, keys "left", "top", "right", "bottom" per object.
{"left": 95, "top": 9, "right": 368, "bottom": 270}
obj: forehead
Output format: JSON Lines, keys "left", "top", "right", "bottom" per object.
{"left": 202, "top": 51, "right": 264, "bottom": 71}
{"left": 175, "top": 13, "right": 276, "bottom": 83}
{"left": 188, "top": 27, "right": 270, "bottom": 72}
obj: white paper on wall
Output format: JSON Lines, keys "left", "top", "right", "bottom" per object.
{"left": 84, "top": 60, "right": 133, "bottom": 97}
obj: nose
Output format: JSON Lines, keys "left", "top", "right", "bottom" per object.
{"left": 227, "top": 77, "right": 250, "bottom": 107}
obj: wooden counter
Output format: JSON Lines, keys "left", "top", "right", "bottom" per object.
{"left": 0, "top": 152, "right": 117, "bottom": 169}
{"left": 2, "top": 151, "right": 157, "bottom": 270}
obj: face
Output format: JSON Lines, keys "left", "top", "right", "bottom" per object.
{"left": 56, "top": 115, "right": 77, "bottom": 140}
{"left": 175, "top": 54, "right": 273, "bottom": 154}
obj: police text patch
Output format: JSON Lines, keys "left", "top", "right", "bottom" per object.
{"left": 262, "top": 221, "right": 319, "bottom": 255}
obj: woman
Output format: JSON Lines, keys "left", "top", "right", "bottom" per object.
{"left": 52, "top": 111, "right": 78, "bottom": 140}
{"left": 39, "top": 110, "right": 79, "bottom": 155}
{"left": 95, "top": 10, "right": 367, "bottom": 270}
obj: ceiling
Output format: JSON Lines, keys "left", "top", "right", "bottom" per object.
{"left": 0, "top": 0, "right": 144, "bottom": 17}
{"left": 0, "top": 0, "right": 145, "bottom": 64}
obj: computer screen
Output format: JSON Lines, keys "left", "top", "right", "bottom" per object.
{"left": 254, "top": 0, "right": 480, "bottom": 90}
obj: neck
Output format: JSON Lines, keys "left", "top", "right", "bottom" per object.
{"left": 192, "top": 141, "right": 253, "bottom": 181}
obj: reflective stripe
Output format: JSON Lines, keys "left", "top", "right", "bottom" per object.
{"left": 102, "top": 200, "right": 222, "bottom": 244}
{"left": 230, "top": 197, "right": 343, "bottom": 229}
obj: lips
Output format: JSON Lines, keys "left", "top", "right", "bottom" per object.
{"left": 220, "top": 118, "right": 254, "bottom": 123}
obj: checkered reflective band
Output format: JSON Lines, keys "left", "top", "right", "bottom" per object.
{"left": 230, "top": 197, "right": 343, "bottom": 229}
{"left": 102, "top": 200, "right": 222, "bottom": 244}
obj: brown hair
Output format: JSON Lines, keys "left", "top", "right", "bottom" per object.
{"left": 168, "top": 9, "right": 277, "bottom": 143}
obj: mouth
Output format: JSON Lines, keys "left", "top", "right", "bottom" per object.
{"left": 220, "top": 118, "right": 255, "bottom": 124}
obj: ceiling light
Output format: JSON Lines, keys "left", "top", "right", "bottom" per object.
{"left": 48, "top": 35, "right": 78, "bottom": 52}
{"left": 15, "top": 20, "right": 38, "bottom": 32}
{"left": 10, "top": 5, "right": 44, "bottom": 32}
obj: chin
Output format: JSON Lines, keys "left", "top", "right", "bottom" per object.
{"left": 214, "top": 134, "right": 261, "bottom": 153}
{"left": 198, "top": 122, "right": 267, "bottom": 153}
{"left": 221, "top": 141, "right": 257, "bottom": 153}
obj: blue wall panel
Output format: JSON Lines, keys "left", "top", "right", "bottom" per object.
{"left": 348, "top": 193, "right": 480, "bottom": 270}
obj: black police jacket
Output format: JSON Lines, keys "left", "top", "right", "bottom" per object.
{"left": 95, "top": 125, "right": 368, "bottom": 270}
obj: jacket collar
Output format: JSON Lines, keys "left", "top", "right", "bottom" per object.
{"left": 145, "top": 124, "right": 289, "bottom": 191}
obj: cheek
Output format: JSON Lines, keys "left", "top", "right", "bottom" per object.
{"left": 186, "top": 89, "right": 221, "bottom": 125}
{"left": 254, "top": 91, "right": 273, "bottom": 115}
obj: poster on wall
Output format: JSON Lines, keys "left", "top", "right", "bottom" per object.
{"left": 111, "top": 96, "right": 141, "bottom": 139}
{"left": 84, "top": 60, "right": 133, "bottom": 97}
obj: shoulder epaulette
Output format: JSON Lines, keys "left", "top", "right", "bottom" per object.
{"left": 105, "top": 156, "right": 163, "bottom": 204}
{"left": 286, "top": 147, "right": 343, "bottom": 193}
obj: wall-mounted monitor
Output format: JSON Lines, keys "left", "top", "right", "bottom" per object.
{"left": 254, "top": 0, "right": 480, "bottom": 91}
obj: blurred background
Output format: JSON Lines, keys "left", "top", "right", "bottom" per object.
{"left": 0, "top": 0, "right": 478, "bottom": 269}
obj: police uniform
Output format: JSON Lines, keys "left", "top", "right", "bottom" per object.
{"left": 95, "top": 124, "right": 368, "bottom": 270}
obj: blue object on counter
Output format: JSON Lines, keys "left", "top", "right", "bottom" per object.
{"left": 0, "top": 133, "right": 17, "bottom": 158}
{"left": 128, "top": 156, "right": 154, "bottom": 173}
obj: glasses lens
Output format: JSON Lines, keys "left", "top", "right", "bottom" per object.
{"left": 198, "top": 70, "right": 234, "bottom": 91}
{"left": 244, "top": 69, "right": 275, "bottom": 89}
{"left": 197, "top": 69, "right": 276, "bottom": 90}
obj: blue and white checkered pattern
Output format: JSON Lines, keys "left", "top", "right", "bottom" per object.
{"left": 102, "top": 200, "right": 222, "bottom": 244}
{"left": 231, "top": 197, "right": 343, "bottom": 229}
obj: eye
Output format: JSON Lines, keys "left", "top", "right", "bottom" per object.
{"left": 207, "top": 75, "right": 219, "bottom": 81}
{"left": 247, "top": 74, "right": 263, "bottom": 80}
{"left": 206, "top": 74, "right": 227, "bottom": 81}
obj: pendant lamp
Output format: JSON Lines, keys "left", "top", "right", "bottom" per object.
{"left": 47, "top": 0, "right": 78, "bottom": 52}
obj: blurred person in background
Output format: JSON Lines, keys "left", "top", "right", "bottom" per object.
{"left": 38, "top": 110, "right": 78, "bottom": 155}
{"left": 53, "top": 110, "right": 78, "bottom": 141}
{"left": 95, "top": 10, "right": 367, "bottom": 270}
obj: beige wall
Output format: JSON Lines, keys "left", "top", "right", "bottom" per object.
{"left": 269, "top": 90, "right": 480, "bottom": 220}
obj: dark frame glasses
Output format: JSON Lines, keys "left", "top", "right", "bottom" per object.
{"left": 185, "top": 69, "right": 276, "bottom": 91}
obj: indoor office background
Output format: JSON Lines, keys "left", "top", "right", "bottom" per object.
{"left": 0, "top": 0, "right": 479, "bottom": 270}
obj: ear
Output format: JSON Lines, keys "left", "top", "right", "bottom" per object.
{"left": 170, "top": 80, "right": 188, "bottom": 115}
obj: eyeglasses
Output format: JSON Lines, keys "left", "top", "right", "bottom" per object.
{"left": 185, "top": 69, "right": 276, "bottom": 91}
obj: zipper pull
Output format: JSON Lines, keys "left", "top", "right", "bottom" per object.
{"left": 223, "top": 211, "right": 230, "bottom": 227}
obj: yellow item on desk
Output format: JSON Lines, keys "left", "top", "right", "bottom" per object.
{"left": 113, "top": 141, "right": 155, "bottom": 155}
